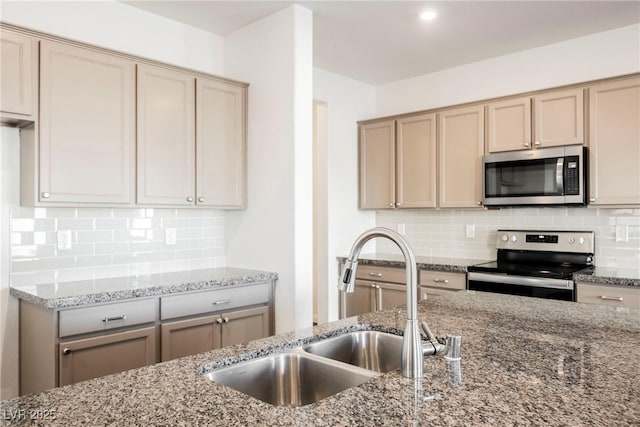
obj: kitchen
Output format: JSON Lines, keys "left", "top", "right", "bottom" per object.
{"left": 0, "top": 0, "right": 639, "bottom": 425}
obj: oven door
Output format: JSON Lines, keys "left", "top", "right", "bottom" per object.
{"left": 467, "top": 272, "right": 575, "bottom": 301}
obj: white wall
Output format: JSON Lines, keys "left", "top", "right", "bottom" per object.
{"left": 313, "top": 68, "right": 376, "bottom": 322}
{"left": 0, "top": 128, "right": 20, "bottom": 400}
{"left": 376, "top": 23, "right": 640, "bottom": 117}
{"left": 224, "top": 5, "right": 314, "bottom": 333}
{"left": 0, "top": 0, "right": 224, "bottom": 76}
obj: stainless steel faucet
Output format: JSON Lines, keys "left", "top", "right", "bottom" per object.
{"left": 340, "top": 227, "right": 444, "bottom": 379}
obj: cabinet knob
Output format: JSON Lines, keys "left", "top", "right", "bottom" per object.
{"left": 62, "top": 348, "right": 71, "bottom": 355}
{"left": 396, "top": 202, "right": 402, "bottom": 207}
{"left": 223, "top": 317, "right": 229, "bottom": 323}
{"left": 216, "top": 318, "right": 224, "bottom": 324}
{"left": 186, "top": 197, "right": 194, "bottom": 202}
{"left": 590, "top": 197, "right": 596, "bottom": 202}
{"left": 523, "top": 142, "right": 531, "bottom": 148}
{"left": 477, "top": 201, "right": 482, "bottom": 206}
{"left": 198, "top": 197, "right": 205, "bottom": 203}
{"left": 41, "top": 192, "right": 50, "bottom": 199}
{"left": 534, "top": 140, "right": 541, "bottom": 147}
{"left": 389, "top": 203, "right": 394, "bottom": 208}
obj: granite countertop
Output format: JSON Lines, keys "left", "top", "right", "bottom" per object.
{"left": 339, "top": 253, "right": 640, "bottom": 287}
{"left": 2, "top": 291, "right": 638, "bottom": 426}
{"left": 9, "top": 267, "right": 279, "bottom": 309}
{"left": 336, "top": 252, "right": 493, "bottom": 273}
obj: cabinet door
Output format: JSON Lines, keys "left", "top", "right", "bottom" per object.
{"left": 343, "top": 281, "right": 376, "bottom": 318}
{"left": 577, "top": 282, "right": 640, "bottom": 309}
{"left": 533, "top": 88, "right": 584, "bottom": 148}
{"left": 486, "top": 96, "right": 532, "bottom": 153}
{"left": 0, "top": 30, "right": 36, "bottom": 117}
{"left": 377, "top": 283, "right": 406, "bottom": 311}
{"left": 588, "top": 77, "right": 640, "bottom": 206}
{"left": 160, "top": 315, "right": 221, "bottom": 362}
{"left": 396, "top": 113, "right": 437, "bottom": 208}
{"left": 359, "top": 120, "right": 395, "bottom": 209}
{"left": 59, "top": 327, "right": 155, "bottom": 386}
{"left": 438, "top": 105, "right": 485, "bottom": 208}
{"left": 39, "top": 41, "right": 135, "bottom": 204}
{"left": 196, "top": 78, "right": 246, "bottom": 208}
{"left": 220, "top": 306, "right": 270, "bottom": 348}
{"left": 137, "top": 64, "right": 195, "bottom": 205}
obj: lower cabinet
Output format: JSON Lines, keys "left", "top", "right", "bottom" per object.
{"left": 343, "top": 281, "right": 406, "bottom": 318}
{"left": 59, "top": 327, "right": 156, "bottom": 387}
{"left": 419, "top": 270, "right": 466, "bottom": 299}
{"left": 161, "top": 306, "right": 269, "bottom": 362}
{"left": 576, "top": 282, "right": 639, "bottom": 309}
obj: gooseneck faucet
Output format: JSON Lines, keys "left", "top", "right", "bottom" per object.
{"left": 340, "top": 227, "right": 444, "bottom": 379}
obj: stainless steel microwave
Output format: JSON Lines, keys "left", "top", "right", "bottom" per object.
{"left": 482, "top": 146, "right": 587, "bottom": 207}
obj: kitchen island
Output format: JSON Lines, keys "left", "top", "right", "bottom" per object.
{"left": 1, "top": 290, "right": 639, "bottom": 426}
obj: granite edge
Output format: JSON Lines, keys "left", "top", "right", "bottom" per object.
{"left": 10, "top": 271, "right": 279, "bottom": 309}
{"left": 335, "top": 256, "right": 469, "bottom": 273}
{"left": 573, "top": 272, "right": 640, "bottom": 287}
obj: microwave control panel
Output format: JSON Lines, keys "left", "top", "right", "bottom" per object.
{"left": 564, "top": 156, "right": 580, "bottom": 195}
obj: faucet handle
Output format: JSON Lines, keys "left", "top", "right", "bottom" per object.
{"left": 420, "top": 320, "right": 437, "bottom": 342}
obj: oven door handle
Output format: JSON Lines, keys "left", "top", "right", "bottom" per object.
{"left": 467, "top": 272, "right": 574, "bottom": 290}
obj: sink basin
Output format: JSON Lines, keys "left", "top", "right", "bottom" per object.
{"left": 202, "top": 350, "right": 378, "bottom": 407}
{"left": 303, "top": 331, "right": 403, "bottom": 373}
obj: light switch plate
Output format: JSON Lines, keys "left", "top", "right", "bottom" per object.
{"left": 397, "top": 223, "right": 406, "bottom": 236}
{"left": 615, "top": 225, "right": 628, "bottom": 242}
{"left": 57, "top": 230, "right": 72, "bottom": 250}
{"left": 165, "top": 228, "right": 177, "bottom": 246}
{"left": 465, "top": 224, "right": 475, "bottom": 239}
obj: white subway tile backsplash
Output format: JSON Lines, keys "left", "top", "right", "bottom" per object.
{"left": 377, "top": 207, "right": 640, "bottom": 267}
{"left": 10, "top": 207, "right": 226, "bottom": 286}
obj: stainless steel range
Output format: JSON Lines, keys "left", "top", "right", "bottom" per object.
{"left": 467, "top": 230, "right": 594, "bottom": 301}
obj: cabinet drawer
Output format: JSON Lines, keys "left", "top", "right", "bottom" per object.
{"left": 355, "top": 265, "right": 405, "bottom": 284}
{"left": 59, "top": 299, "right": 156, "bottom": 338}
{"left": 160, "top": 283, "right": 270, "bottom": 320}
{"left": 419, "top": 270, "right": 466, "bottom": 290}
{"left": 577, "top": 283, "right": 640, "bottom": 309}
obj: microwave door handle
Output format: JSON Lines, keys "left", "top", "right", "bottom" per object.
{"left": 556, "top": 158, "right": 564, "bottom": 194}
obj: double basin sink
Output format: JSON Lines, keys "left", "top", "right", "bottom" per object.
{"left": 201, "top": 331, "right": 403, "bottom": 407}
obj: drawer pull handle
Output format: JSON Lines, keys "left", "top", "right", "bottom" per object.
{"left": 369, "top": 272, "right": 383, "bottom": 277}
{"left": 212, "top": 300, "right": 231, "bottom": 305}
{"left": 216, "top": 318, "right": 224, "bottom": 324}
{"left": 600, "top": 296, "right": 623, "bottom": 302}
{"left": 62, "top": 348, "right": 71, "bottom": 355}
{"left": 102, "top": 315, "right": 126, "bottom": 323}
{"left": 433, "top": 279, "right": 449, "bottom": 284}
{"left": 223, "top": 317, "right": 229, "bottom": 323}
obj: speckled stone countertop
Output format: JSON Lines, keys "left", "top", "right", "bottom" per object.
{"left": 574, "top": 266, "right": 640, "bottom": 287}
{"left": 9, "top": 267, "right": 278, "bottom": 309}
{"left": 2, "top": 290, "right": 638, "bottom": 426}
{"left": 339, "top": 253, "right": 640, "bottom": 287}
{"left": 336, "top": 252, "right": 493, "bottom": 273}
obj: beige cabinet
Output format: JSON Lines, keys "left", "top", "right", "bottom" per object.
{"left": 359, "top": 113, "right": 437, "bottom": 209}
{"left": 341, "top": 265, "right": 409, "bottom": 318}
{"left": 59, "top": 327, "right": 156, "bottom": 387}
{"left": 438, "top": 105, "right": 485, "bottom": 208}
{"left": 33, "top": 40, "right": 135, "bottom": 205}
{"left": 588, "top": 77, "right": 640, "bottom": 206}
{"left": 577, "top": 283, "right": 639, "bottom": 309}
{"left": 486, "top": 88, "right": 584, "bottom": 153}
{"left": 0, "top": 30, "right": 37, "bottom": 121}
{"left": 419, "top": 270, "right": 466, "bottom": 299}
{"left": 196, "top": 78, "right": 247, "bottom": 208}
{"left": 161, "top": 306, "right": 269, "bottom": 362}
{"left": 137, "top": 64, "right": 195, "bottom": 206}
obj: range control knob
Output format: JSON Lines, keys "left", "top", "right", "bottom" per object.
{"left": 568, "top": 237, "right": 576, "bottom": 244}
{"left": 511, "top": 235, "right": 518, "bottom": 243}
{"left": 501, "top": 235, "right": 509, "bottom": 242}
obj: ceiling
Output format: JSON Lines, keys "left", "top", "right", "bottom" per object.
{"left": 122, "top": 1, "right": 640, "bottom": 85}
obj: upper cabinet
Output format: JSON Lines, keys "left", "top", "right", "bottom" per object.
{"left": 137, "top": 64, "right": 195, "bottom": 206}
{"left": 438, "top": 105, "right": 485, "bottom": 208}
{"left": 196, "top": 78, "right": 247, "bottom": 208}
{"left": 34, "top": 41, "right": 135, "bottom": 205}
{"left": 486, "top": 88, "right": 584, "bottom": 153}
{"left": 0, "top": 30, "right": 37, "bottom": 122}
{"left": 359, "top": 113, "right": 436, "bottom": 209}
{"left": 588, "top": 77, "right": 640, "bottom": 206}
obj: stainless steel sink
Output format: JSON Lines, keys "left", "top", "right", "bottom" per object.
{"left": 303, "top": 331, "right": 403, "bottom": 373}
{"left": 202, "top": 349, "right": 378, "bottom": 407}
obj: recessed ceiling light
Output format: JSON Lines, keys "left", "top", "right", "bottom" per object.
{"left": 419, "top": 9, "right": 438, "bottom": 22}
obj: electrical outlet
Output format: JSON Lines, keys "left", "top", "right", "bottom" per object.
{"left": 465, "top": 224, "right": 475, "bottom": 239}
{"left": 57, "top": 230, "right": 72, "bottom": 250}
{"left": 165, "top": 228, "right": 177, "bottom": 246}
{"left": 615, "top": 225, "right": 628, "bottom": 242}
{"left": 397, "top": 223, "right": 406, "bottom": 236}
